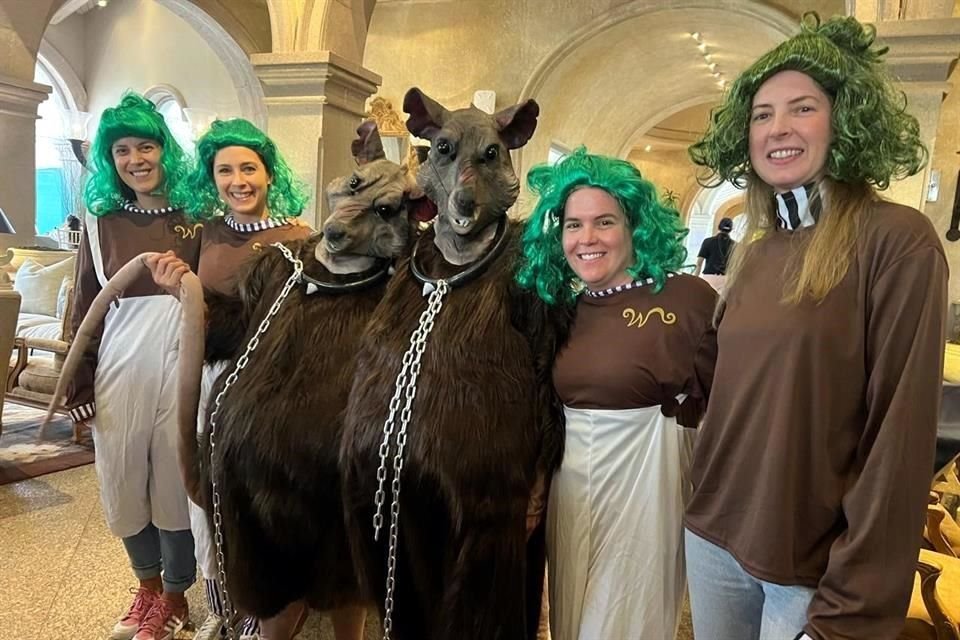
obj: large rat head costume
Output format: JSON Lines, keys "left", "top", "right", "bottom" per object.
{"left": 403, "top": 87, "right": 539, "bottom": 262}
{"left": 319, "top": 121, "right": 426, "bottom": 273}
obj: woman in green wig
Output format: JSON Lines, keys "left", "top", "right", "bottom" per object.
{"left": 517, "top": 148, "right": 717, "bottom": 638}
{"left": 67, "top": 92, "right": 200, "bottom": 640}
{"left": 684, "top": 13, "right": 946, "bottom": 640}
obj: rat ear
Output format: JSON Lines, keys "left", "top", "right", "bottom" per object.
{"left": 351, "top": 120, "right": 386, "bottom": 165}
{"left": 494, "top": 99, "right": 540, "bottom": 150}
{"left": 403, "top": 88, "right": 449, "bottom": 141}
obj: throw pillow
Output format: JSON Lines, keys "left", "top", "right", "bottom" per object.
{"left": 14, "top": 256, "right": 76, "bottom": 317}
{"left": 56, "top": 277, "right": 71, "bottom": 319}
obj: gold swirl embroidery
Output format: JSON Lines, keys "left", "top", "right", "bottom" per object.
{"left": 251, "top": 242, "right": 263, "bottom": 253}
{"left": 174, "top": 223, "right": 203, "bottom": 239}
{"left": 622, "top": 306, "right": 677, "bottom": 328}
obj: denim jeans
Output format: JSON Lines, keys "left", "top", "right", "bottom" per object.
{"left": 121, "top": 523, "right": 196, "bottom": 593}
{"left": 685, "top": 528, "right": 815, "bottom": 640}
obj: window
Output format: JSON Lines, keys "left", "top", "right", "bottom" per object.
{"left": 548, "top": 142, "right": 571, "bottom": 166}
{"left": 34, "top": 62, "right": 81, "bottom": 237}
{"left": 144, "top": 84, "right": 192, "bottom": 152}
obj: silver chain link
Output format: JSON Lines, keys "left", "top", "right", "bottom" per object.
{"left": 373, "top": 280, "right": 450, "bottom": 640}
{"left": 207, "top": 242, "right": 303, "bottom": 640}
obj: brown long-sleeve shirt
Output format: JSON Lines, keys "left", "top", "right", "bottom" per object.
{"left": 65, "top": 210, "right": 202, "bottom": 422}
{"left": 685, "top": 201, "right": 948, "bottom": 640}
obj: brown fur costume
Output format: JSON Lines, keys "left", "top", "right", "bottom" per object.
{"left": 196, "top": 123, "right": 424, "bottom": 620}
{"left": 340, "top": 90, "right": 567, "bottom": 640}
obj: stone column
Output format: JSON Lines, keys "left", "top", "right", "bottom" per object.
{"left": 251, "top": 50, "right": 381, "bottom": 228}
{"left": 0, "top": 74, "right": 51, "bottom": 243}
{"left": 873, "top": 19, "right": 960, "bottom": 210}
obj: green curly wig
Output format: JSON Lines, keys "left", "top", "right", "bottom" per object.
{"left": 84, "top": 92, "right": 190, "bottom": 215}
{"left": 689, "top": 13, "right": 927, "bottom": 189}
{"left": 175, "top": 118, "right": 308, "bottom": 220}
{"left": 517, "top": 148, "right": 688, "bottom": 307}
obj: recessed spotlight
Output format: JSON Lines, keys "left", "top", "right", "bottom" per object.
{"left": 96, "top": 0, "right": 108, "bottom": 6}
{"left": 703, "top": 53, "right": 713, "bottom": 62}
{"left": 691, "top": 32, "right": 703, "bottom": 42}
{"left": 708, "top": 63, "right": 718, "bottom": 72}
{"left": 712, "top": 71, "right": 721, "bottom": 78}
{"left": 697, "top": 42, "right": 708, "bottom": 53}
{"left": 717, "top": 79, "right": 727, "bottom": 88}
{"left": 644, "top": 145, "right": 653, "bottom": 152}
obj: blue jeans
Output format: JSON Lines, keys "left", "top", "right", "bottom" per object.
{"left": 122, "top": 523, "right": 196, "bottom": 593}
{"left": 685, "top": 528, "right": 815, "bottom": 640}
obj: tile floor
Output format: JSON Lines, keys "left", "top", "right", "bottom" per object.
{"left": 0, "top": 464, "right": 693, "bottom": 640}
{"left": 0, "top": 464, "right": 381, "bottom": 640}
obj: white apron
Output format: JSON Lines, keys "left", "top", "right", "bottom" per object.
{"left": 188, "top": 360, "right": 229, "bottom": 579}
{"left": 91, "top": 295, "right": 190, "bottom": 538}
{"left": 547, "top": 405, "right": 695, "bottom": 640}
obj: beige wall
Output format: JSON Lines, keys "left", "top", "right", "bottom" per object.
{"left": 924, "top": 64, "right": 960, "bottom": 303}
{"left": 84, "top": 0, "right": 242, "bottom": 128}
{"left": 628, "top": 149, "right": 700, "bottom": 211}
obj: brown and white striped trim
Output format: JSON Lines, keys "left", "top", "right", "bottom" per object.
{"left": 69, "top": 401, "right": 96, "bottom": 423}
{"left": 224, "top": 215, "right": 296, "bottom": 234}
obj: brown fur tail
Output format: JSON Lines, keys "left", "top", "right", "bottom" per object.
{"left": 42, "top": 253, "right": 161, "bottom": 437}
{"left": 176, "top": 271, "right": 205, "bottom": 507}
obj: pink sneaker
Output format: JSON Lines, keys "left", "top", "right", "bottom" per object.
{"left": 110, "top": 587, "right": 159, "bottom": 640}
{"left": 132, "top": 597, "right": 189, "bottom": 640}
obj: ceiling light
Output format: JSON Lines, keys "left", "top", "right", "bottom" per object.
{"left": 717, "top": 79, "right": 727, "bottom": 88}
{"left": 691, "top": 32, "right": 703, "bottom": 42}
{"left": 708, "top": 63, "right": 718, "bottom": 72}
{"left": 697, "top": 42, "right": 708, "bottom": 53}
{"left": 96, "top": 0, "right": 108, "bottom": 6}
{"left": 712, "top": 71, "right": 721, "bottom": 78}
{"left": 703, "top": 53, "right": 713, "bottom": 62}
{"left": 644, "top": 145, "right": 653, "bottom": 152}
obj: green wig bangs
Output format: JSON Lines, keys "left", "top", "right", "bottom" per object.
{"left": 174, "top": 118, "right": 308, "bottom": 220}
{"left": 517, "top": 147, "right": 688, "bottom": 307}
{"left": 84, "top": 92, "right": 189, "bottom": 215}
{"left": 689, "top": 13, "right": 926, "bottom": 189}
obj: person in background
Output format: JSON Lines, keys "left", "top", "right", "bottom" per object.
{"left": 685, "top": 13, "right": 946, "bottom": 640}
{"left": 694, "top": 217, "right": 735, "bottom": 276}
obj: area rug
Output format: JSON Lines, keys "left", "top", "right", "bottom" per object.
{"left": 0, "top": 403, "right": 93, "bottom": 485}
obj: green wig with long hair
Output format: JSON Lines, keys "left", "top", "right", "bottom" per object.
{"left": 517, "top": 148, "right": 688, "bottom": 307}
{"left": 175, "top": 118, "right": 308, "bottom": 220}
{"left": 84, "top": 92, "right": 190, "bottom": 215}
{"left": 689, "top": 13, "right": 926, "bottom": 189}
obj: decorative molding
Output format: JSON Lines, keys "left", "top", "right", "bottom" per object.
{"left": 0, "top": 74, "right": 52, "bottom": 119}
{"left": 37, "top": 40, "right": 87, "bottom": 111}
{"left": 252, "top": 51, "right": 381, "bottom": 117}
{"left": 366, "top": 96, "right": 406, "bottom": 137}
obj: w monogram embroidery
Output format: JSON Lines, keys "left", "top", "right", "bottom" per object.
{"left": 622, "top": 306, "right": 677, "bottom": 328}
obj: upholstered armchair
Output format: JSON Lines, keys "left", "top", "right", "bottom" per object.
{"left": 6, "top": 282, "right": 76, "bottom": 439}
{"left": 0, "top": 289, "right": 22, "bottom": 436}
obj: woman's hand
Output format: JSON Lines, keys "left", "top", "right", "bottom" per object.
{"left": 145, "top": 251, "right": 192, "bottom": 299}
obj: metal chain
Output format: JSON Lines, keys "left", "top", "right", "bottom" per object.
{"left": 375, "top": 280, "right": 450, "bottom": 640}
{"left": 207, "top": 242, "right": 303, "bottom": 640}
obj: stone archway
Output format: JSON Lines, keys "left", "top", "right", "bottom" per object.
{"left": 515, "top": 0, "right": 797, "bottom": 178}
{"left": 156, "top": 0, "right": 268, "bottom": 129}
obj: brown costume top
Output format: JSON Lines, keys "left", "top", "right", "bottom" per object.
{"left": 65, "top": 207, "right": 202, "bottom": 423}
{"left": 554, "top": 273, "right": 717, "bottom": 419}
{"left": 685, "top": 202, "right": 948, "bottom": 640}
{"left": 198, "top": 215, "right": 311, "bottom": 294}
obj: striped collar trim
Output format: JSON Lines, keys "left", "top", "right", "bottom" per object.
{"left": 774, "top": 183, "right": 821, "bottom": 231}
{"left": 122, "top": 201, "right": 177, "bottom": 216}
{"left": 582, "top": 272, "right": 676, "bottom": 298}
{"left": 224, "top": 215, "right": 296, "bottom": 233}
